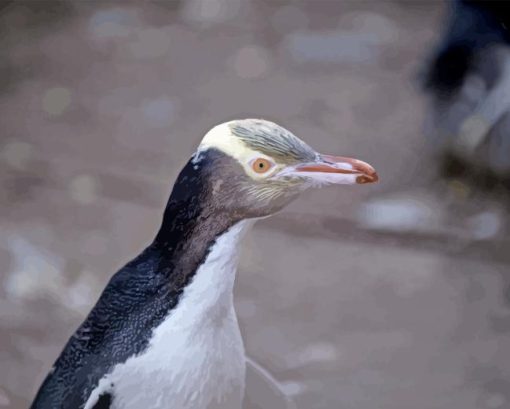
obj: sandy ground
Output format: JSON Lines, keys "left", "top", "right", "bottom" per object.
{"left": 1, "top": 1, "right": 509, "bottom": 408}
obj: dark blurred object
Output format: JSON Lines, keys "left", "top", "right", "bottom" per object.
{"left": 425, "top": 1, "right": 510, "bottom": 94}
{"left": 423, "top": 0, "right": 510, "bottom": 188}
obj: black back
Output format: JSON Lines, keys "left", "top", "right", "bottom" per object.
{"left": 30, "top": 149, "right": 239, "bottom": 409}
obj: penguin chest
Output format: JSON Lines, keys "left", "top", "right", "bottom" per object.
{"left": 102, "top": 307, "right": 246, "bottom": 409}
{"left": 85, "top": 221, "right": 253, "bottom": 409}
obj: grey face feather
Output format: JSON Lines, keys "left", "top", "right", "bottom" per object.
{"left": 202, "top": 148, "right": 300, "bottom": 217}
{"left": 229, "top": 119, "right": 317, "bottom": 164}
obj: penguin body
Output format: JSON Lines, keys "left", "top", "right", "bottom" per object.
{"left": 30, "top": 119, "right": 378, "bottom": 409}
{"left": 32, "top": 149, "right": 248, "bottom": 409}
{"left": 83, "top": 221, "right": 250, "bottom": 409}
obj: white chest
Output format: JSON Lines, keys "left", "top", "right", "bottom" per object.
{"left": 85, "top": 221, "right": 254, "bottom": 409}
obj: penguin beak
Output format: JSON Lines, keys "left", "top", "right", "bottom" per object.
{"left": 284, "top": 154, "right": 378, "bottom": 186}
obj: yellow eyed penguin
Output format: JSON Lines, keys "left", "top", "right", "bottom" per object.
{"left": 30, "top": 119, "right": 378, "bottom": 409}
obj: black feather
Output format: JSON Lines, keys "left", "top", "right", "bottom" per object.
{"left": 30, "top": 149, "right": 236, "bottom": 409}
{"left": 91, "top": 392, "right": 112, "bottom": 409}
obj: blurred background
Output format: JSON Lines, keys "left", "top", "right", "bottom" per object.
{"left": 1, "top": 1, "right": 510, "bottom": 408}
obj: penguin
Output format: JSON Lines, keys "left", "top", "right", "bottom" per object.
{"left": 30, "top": 119, "right": 378, "bottom": 409}
{"left": 423, "top": 0, "right": 510, "bottom": 179}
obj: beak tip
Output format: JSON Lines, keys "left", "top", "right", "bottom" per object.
{"left": 356, "top": 172, "right": 379, "bottom": 184}
{"left": 352, "top": 161, "right": 378, "bottom": 184}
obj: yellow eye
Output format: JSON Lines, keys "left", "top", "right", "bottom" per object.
{"left": 252, "top": 158, "right": 273, "bottom": 174}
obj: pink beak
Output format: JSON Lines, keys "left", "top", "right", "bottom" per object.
{"left": 293, "top": 154, "right": 379, "bottom": 185}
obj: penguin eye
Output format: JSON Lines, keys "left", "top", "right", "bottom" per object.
{"left": 251, "top": 158, "right": 274, "bottom": 174}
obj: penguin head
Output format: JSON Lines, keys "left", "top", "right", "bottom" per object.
{"left": 187, "top": 119, "right": 378, "bottom": 220}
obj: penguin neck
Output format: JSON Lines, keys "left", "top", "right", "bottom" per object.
{"left": 150, "top": 155, "right": 250, "bottom": 316}
{"left": 168, "top": 219, "right": 254, "bottom": 324}
{"left": 154, "top": 205, "right": 254, "bottom": 323}
{"left": 153, "top": 156, "right": 238, "bottom": 272}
